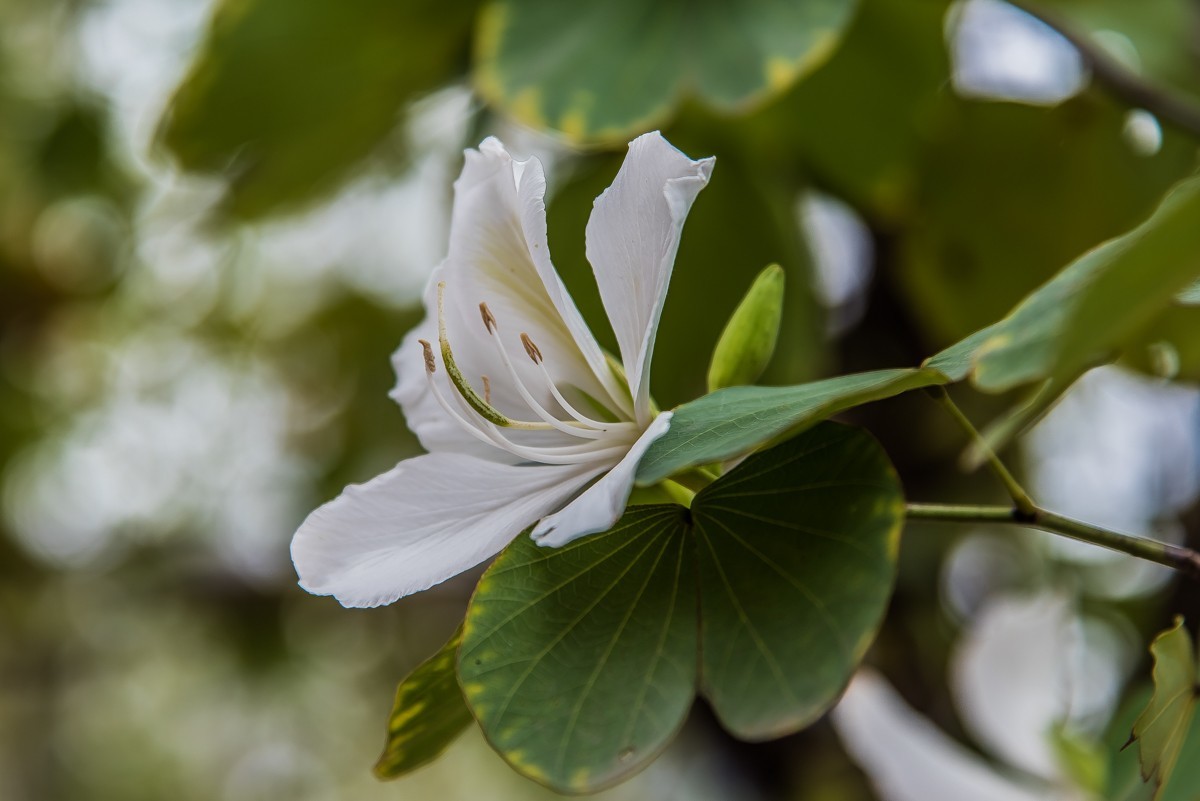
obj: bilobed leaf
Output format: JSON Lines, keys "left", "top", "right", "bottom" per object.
{"left": 474, "top": 0, "right": 859, "bottom": 145}
{"left": 458, "top": 507, "right": 696, "bottom": 794}
{"left": 374, "top": 625, "right": 473, "bottom": 779}
{"left": 636, "top": 367, "right": 945, "bottom": 484}
{"left": 1130, "top": 618, "right": 1198, "bottom": 796}
{"left": 925, "top": 174, "right": 1200, "bottom": 393}
{"left": 459, "top": 423, "right": 907, "bottom": 791}
{"left": 160, "top": 0, "right": 476, "bottom": 218}
{"left": 690, "top": 423, "right": 904, "bottom": 738}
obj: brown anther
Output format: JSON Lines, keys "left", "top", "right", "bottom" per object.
{"left": 482, "top": 375, "right": 491, "bottom": 404}
{"left": 479, "top": 302, "right": 497, "bottom": 333}
{"left": 418, "top": 339, "right": 436, "bottom": 374}
{"left": 520, "top": 333, "right": 543, "bottom": 364}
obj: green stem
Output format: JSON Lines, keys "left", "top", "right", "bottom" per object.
{"left": 928, "top": 387, "right": 1037, "bottom": 515}
{"left": 661, "top": 480, "right": 696, "bottom": 507}
{"left": 1008, "top": 0, "right": 1200, "bottom": 140}
{"left": 906, "top": 502, "right": 1200, "bottom": 580}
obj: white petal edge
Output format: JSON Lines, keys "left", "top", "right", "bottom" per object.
{"left": 585, "top": 132, "right": 714, "bottom": 425}
{"left": 832, "top": 671, "right": 1061, "bottom": 801}
{"left": 951, "top": 592, "right": 1077, "bottom": 782}
{"left": 531, "top": 411, "right": 673, "bottom": 547}
{"left": 291, "top": 454, "right": 603, "bottom": 608}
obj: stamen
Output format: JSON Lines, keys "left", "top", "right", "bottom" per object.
{"left": 419, "top": 339, "right": 436, "bottom": 374}
{"left": 424, "top": 371, "right": 629, "bottom": 464}
{"left": 479, "top": 302, "right": 497, "bottom": 333}
{"left": 437, "top": 282, "right": 517, "bottom": 428}
{"left": 479, "top": 308, "right": 612, "bottom": 440}
{"left": 520, "top": 333, "right": 543, "bottom": 364}
{"left": 535, "top": 361, "right": 620, "bottom": 430}
{"left": 482, "top": 375, "right": 491, "bottom": 404}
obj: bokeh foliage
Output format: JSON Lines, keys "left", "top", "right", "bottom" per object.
{"left": 3, "top": 0, "right": 1200, "bottom": 798}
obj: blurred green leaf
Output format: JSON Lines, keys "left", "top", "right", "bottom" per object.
{"left": 1051, "top": 727, "right": 1107, "bottom": 798}
{"left": 926, "top": 174, "right": 1200, "bottom": 393}
{"left": 747, "top": 0, "right": 952, "bottom": 216}
{"left": 459, "top": 506, "right": 696, "bottom": 794}
{"left": 374, "top": 625, "right": 472, "bottom": 780}
{"left": 160, "top": 0, "right": 477, "bottom": 218}
{"left": 707, "top": 264, "right": 785, "bottom": 392}
{"left": 1109, "top": 685, "right": 1200, "bottom": 801}
{"left": 474, "top": 0, "right": 859, "bottom": 145}
{"left": 692, "top": 422, "right": 903, "bottom": 739}
{"left": 1033, "top": 0, "right": 1200, "bottom": 101}
{"left": 636, "top": 368, "right": 945, "bottom": 484}
{"left": 1129, "top": 618, "right": 1198, "bottom": 798}
{"left": 898, "top": 96, "right": 1198, "bottom": 349}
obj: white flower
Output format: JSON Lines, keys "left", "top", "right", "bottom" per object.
{"left": 831, "top": 592, "right": 1121, "bottom": 801}
{"left": 290, "top": 132, "right": 714, "bottom": 608}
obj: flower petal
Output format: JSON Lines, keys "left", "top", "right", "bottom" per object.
{"left": 393, "top": 139, "right": 631, "bottom": 449}
{"left": 291, "top": 453, "right": 603, "bottom": 608}
{"left": 952, "top": 592, "right": 1077, "bottom": 782}
{"left": 586, "top": 132, "right": 714, "bottom": 425}
{"left": 832, "top": 671, "right": 1055, "bottom": 801}
{"left": 531, "top": 411, "right": 673, "bottom": 547}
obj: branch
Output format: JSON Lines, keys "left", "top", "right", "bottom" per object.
{"left": 927, "top": 386, "right": 1037, "bottom": 515}
{"left": 1010, "top": 0, "right": 1200, "bottom": 139}
{"left": 907, "top": 502, "right": 1200, "bottom": 580}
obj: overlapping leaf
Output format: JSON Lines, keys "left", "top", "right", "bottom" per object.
{"left": 1130, "top": 618, "right": 1198, "bottom": 797}
{"left": 474, "top": 0, "right": 859, "bottom": 145}
{"left": 691, "top": 423, "right": 904, "bottom": 738}
{"left": 926, "top": 173, "right": 1200, "bottom": 393}
{"left": 374, "top": 626, "right": 473, "bottom": 779}
{"left": 636, "top": 368, "right": 945, "bottom": 484}
{"left": 160, "top": 0, "right": 477, "bottom": 218}
{"left": 459, "top": 423, "right": 904, "bottom": 792}
{"left": 458, "top": 507, "right": 696, "bottom": 793}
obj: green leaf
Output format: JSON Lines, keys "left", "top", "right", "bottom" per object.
{"left": 1130, "top": 617, "right": 1198, "bottom": 796}
{"left": 745, "top": 0, "right": 953, "bottom": 217}
{"left": 898, "top": 95, "right": 1197, "bottom": 350}
{"left": 474, "top": 0, "right": 859, "bottom": 145}
{"left": 707, "top": 264, "right": 785, "bottom": 392}
{"left": 374, "top": 625, "right": 474, "bottom": 779}
{"left": 1051, "top": 726, "right": 1107, "bottom": 798}
{"left": 926, "top": 174, "right": 1200, "bottom": 393}
{"left": 691, "top": 422, "right": 904, "bottom": 738}
{"left": 636, "top": 367, "right": 945, "bottom": 484}
{"left": 160, "top": 0, "right": 476, "bottom": 218}
{"left": 459, "top": 423, "right": 905, "bottom": 791}
{"left": 458, "top": 507, "right": 696, "bottom": 794}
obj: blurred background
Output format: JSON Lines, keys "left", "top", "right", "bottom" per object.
{"left": 2, "top": 0, "right": 1199, "bottom": 799}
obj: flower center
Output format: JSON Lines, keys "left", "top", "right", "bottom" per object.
{"left": 418, "top": 282, "right": 638, "bottom": 466}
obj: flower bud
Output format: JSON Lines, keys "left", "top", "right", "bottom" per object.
{"left": 706, "top": 264, "right": 785, "bottom": 392}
